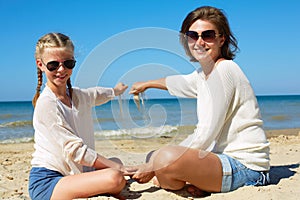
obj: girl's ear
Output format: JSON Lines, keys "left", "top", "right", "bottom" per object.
{"left": 36, "top": 59, "right": 44, "bottom": 71}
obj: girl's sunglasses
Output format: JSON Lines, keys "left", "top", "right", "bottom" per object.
{"left": 185, "top": 30, "right": 220, "bottom": 43}
{"left": 42, "top": 59, "right": 76, "bottom": 71}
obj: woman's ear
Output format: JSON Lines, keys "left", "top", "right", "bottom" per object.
{"left": 219, "top": 35, "right": 225, "bottom": 47}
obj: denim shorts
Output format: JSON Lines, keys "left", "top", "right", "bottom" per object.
{"left": 217, "top": 154, "right": 270, "bottom": 192}
{"left": 28, "top": 167, "right": 63, "bottom": 200}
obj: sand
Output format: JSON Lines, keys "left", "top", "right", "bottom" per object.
{"left": 0, "top": 128, "right": 300, "bottom": 200}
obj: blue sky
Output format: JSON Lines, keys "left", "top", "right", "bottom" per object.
{"left": 1, "top": 0, "right": 299, "bottom": 101}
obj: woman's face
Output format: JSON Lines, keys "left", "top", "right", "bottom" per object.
{"left": 187, "top": 19, "right": 225, "bottom": 63}
{"left": 36, "top": 47, "right": 74, "bottom": 89}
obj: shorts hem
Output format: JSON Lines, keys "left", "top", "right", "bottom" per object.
{"left": 29, "top": 167, "right": 63, "bottom": 200}
{"left": 216, "top": 154, "right": 232, "bottom": 192}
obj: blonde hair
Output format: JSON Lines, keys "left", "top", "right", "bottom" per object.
{"left": 32, "top": 33, "right": 75, "bottom": 107}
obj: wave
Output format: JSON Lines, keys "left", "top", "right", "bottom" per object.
{"left": 95, "top": 125, "right": 179, "bottom": 139}
{"left": 0, "top": 137, "right": 34, "bottom": 144}
{"left": 0, "top": 114, "right": 13, "bottom": 119}
{"left": 95, "top": 115, "right": 147, "bottom": 123}
{"left": 270, "top": 115, "right": 290, "bottom": 121}
{"left": 0, "top": 120, "right": 33, "bottom": 128}
{"left": 0, "top": 125, "right": 196, "bottom": 144}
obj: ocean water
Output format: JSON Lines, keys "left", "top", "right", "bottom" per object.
{"left": 0, "top": 95, "right": 300, "bottom": 143}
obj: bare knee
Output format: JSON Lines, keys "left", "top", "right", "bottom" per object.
{"left": 153, "top": 146, "right": 187, "bottom": 191}
{"left": 155, "top": 167, "right": 185, "bottom": 191}
{"left": 153, "top": 146, "right": 187, "bottom": 170}
{"left": 106, "top": 169, "right": 126, "bottom": 194}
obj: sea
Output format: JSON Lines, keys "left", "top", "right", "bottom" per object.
{"left": 0, "top": 95, "right": 300, "bottom": 143}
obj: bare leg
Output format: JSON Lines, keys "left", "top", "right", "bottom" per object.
{"left": 51, "top": 168, "right": 126, "bottom": 200}
{"left": 152, "top": 146, "right": 222, "bottom": 192}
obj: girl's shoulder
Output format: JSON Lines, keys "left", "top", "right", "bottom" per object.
{"left": 34, "top": 90, "right": 57, "bottom": 118}
{"left": 36, "top": 87, "right": 56, "bottom": 106}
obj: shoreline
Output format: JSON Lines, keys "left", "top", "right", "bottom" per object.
{"left": 1, "top": 127, "right": 300, "bottom": 145}
{"left": 0, "top": 128, "right": 299, "bottom": 199}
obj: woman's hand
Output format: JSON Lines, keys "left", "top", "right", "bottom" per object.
{"left": 113, "top": 82, "right": 128, "bottom": 96}
{"left": 129, "top": 163, "right": 155, "bottom": 184}
{"left": 129, "top": 81, "right": 148, "bottom": 95}
{"left": 130, "top": 78, "right": 167, "bottom": 95}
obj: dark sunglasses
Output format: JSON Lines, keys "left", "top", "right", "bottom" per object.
{"left": 185, "top": 30, "right": 220, "bottom": 43}
{"left": 41, "top": 59, "right": 76, "bottom": 71}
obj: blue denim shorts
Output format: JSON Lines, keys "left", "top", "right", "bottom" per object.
{"left": 217, "top": 154, "right": 270, "bottom": 192}
{"left": 28, "top": 167, "right": 63, "bottom": 200}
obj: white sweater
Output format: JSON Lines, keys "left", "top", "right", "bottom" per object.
{"left": 31, "top": 86, "right": 115, "bottom": 175}
{"left": 166, "top": 60, "right": 270, "bottom": 171}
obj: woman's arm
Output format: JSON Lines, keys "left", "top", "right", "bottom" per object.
{"left": 129, "top": 78, "right": 167, "bottom": 95}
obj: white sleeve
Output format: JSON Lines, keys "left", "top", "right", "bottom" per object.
{"left": 73, "top": 87, "right": 115, "bottom": 107}
{"left": 179, "top": 61, "right": 236, "bottom": 150}
{"left": 166, "top": 70, "right": 199, "bottom": 98}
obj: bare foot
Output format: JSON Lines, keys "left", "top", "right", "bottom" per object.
{"left": 152, "top": 176, "right": 161, "bottom": 187}
{"left": 186, "top": 185, "right": 209, "bottom": 197}
{"left": 112, "top": 194, "right": 126, "bottom": 200}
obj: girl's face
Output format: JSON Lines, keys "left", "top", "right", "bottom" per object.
{"left": 36, "top": 47, "right": 74, "bottom": 89}
{"left": 187, "top": 19, "right": 225, "bottom": 63}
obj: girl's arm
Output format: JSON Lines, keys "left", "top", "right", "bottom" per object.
{"left": 113, "top": 82, "right": 128, "bottom": 96}
{"left": 93, "top": 154, "right": 134, "bottom": 176}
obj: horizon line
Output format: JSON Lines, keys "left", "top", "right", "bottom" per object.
{"left": 1, "top": 93, "right": 300, "bottom": 103}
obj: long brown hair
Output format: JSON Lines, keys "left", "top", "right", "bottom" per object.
{"left": 179, "top": 6, "right": 239, "bottom": 62}
{"left": 32, "top": 33, "right": 74, "bottom": 107}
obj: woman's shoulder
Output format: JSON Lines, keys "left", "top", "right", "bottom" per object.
{"left": 217, "top": 59, "right": 243, "bottom": 75}
{"left": 218, "top": 59, "right": 240, "bottom": 69}
{"left": 217, "top": 59, "right": 250, "bottom": 86}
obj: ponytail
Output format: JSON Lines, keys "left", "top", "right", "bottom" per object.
{"left": 32, "top": 67, "right": 43, "bottom": 108}
{"left": 67, "top": 78, "right": 73, "bottom": 100}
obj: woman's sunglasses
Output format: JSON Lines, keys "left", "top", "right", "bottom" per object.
{"left": 42, "top": 59, "right": 76, "bottom": 71}
{"left": 185, "top": 30, "right": 220, "bottom": 43}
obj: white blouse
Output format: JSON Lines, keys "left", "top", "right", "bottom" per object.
{"left": 31, "top": 86, "right": 115, "bottom": 175}
{"left": 166, "top": 60, "right": 270, "bottom": 171}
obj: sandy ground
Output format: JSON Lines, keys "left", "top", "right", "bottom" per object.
{"left": 0, "top": 128, "right": 299, "bottom": 200}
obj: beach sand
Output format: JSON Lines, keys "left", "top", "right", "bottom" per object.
{"left": 1, "top": 128, "right": 300, "bottom": 200}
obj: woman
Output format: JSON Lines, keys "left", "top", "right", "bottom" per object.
{"left": 29, "top": 32, "right": 129, "bottom": 200}
{"left": 129, "top": 6, "right": 270, "bottom": 195}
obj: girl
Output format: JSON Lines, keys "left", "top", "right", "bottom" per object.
{"left": 29, "top": 32, "right": 128, "bottom": 200}
{"left": 129, "top": 6, "right": 270, "bottom": 196}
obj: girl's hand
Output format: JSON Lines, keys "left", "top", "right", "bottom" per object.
{"left": 122, "top": 165, "right": 139, "bottom": 177}
{"left": 114, "top": 82, "right": 128, "bottom": 96}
